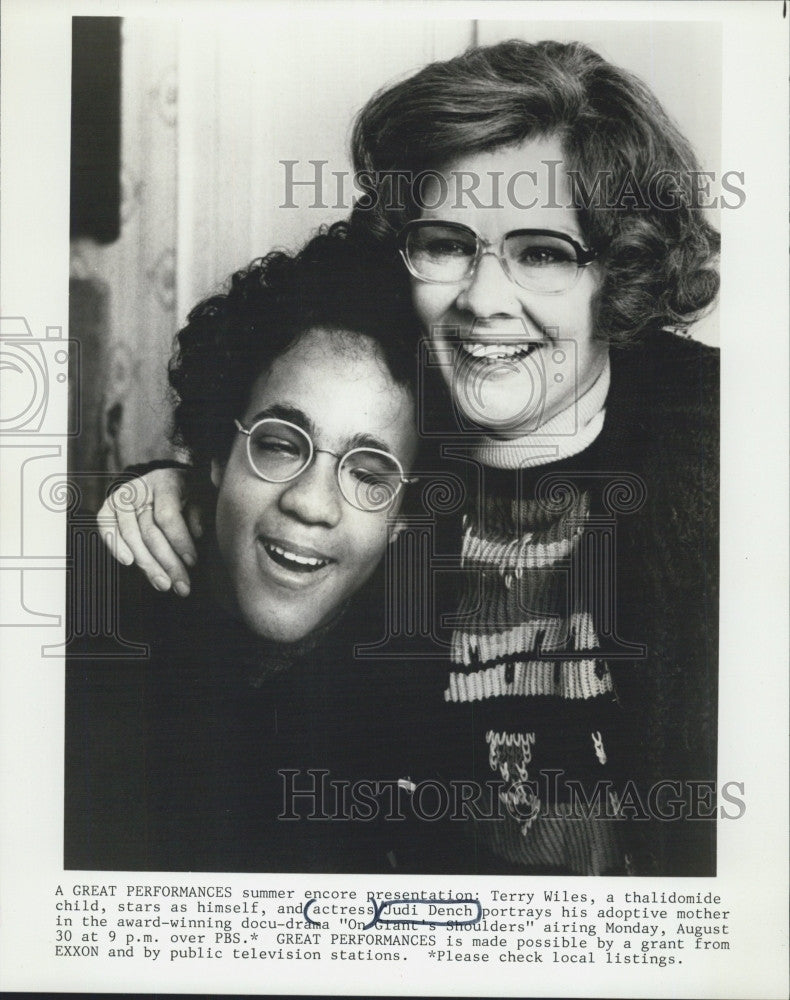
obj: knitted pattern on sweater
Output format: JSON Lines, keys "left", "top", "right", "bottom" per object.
{"left": 444, "top": 362, "right": 626, "bottom": 873}
{"left": 446, "top": 468, "right": 628, "bottom": 871}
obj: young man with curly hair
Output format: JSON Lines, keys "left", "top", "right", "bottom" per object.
{"left": 66, "top": 227, "right": 453, "bottom": 873}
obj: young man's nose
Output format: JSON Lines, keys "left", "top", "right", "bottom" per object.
{"left": 456, "top": 250, "right": 524, "bottom": 318}
{"left": 277, "top": 456, "right": 343, "bottom": 527}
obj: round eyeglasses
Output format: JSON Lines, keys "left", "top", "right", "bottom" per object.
{"left": 234, "top": 417, "right": 414, "bottom": 513}
{"left": 397, "top": 220, "right": 597, "bottom": 294}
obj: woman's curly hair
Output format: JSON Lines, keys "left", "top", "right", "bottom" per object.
{"left": 350, "top": 39, "right": 720, "bottom": 343}
{"left": 168, "top": 222, "right": 420, "bottom": 471}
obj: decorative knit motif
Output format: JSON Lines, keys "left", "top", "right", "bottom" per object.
{"left": 592, "top": 730, "right": 608, "bottom": 765}
{"left": 488, "top": 730, "right": 541, "bottom": 827}
{"left": 447, "top": 658, "right": 613, "bottom": 703}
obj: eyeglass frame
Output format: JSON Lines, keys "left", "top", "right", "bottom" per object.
{"left": 396, "top": 219, "right": 598, "bottom": 294}
{"left": 234, "top": 416, "right": 416, "bottom": 513}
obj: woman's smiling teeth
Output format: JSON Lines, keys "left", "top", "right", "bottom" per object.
{"left": 263, "top": 540, "right": 332, "bottom": 572}
{"left": 460, "top": 341, "right": 542, "bottom": 360}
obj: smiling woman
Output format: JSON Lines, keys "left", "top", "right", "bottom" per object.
{"left": 346, "top": 38, "right": 720, "bottom": 876}
{"left": 405, "top": 138, "right": 609, "bottom": 437}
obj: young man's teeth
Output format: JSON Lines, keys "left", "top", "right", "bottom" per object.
{"left": 265, "top": 542, "right": 329, "bottom": 569}
{"left": 460, "top": 342, "right": 538, "bottom": 359}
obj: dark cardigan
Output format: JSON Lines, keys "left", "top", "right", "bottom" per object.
{"left": 604, "top": 329, "right": 719, "bottom": 874}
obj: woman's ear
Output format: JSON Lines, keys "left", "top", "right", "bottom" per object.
{"left": 210, "top": 459, "right": 224, "bottom": 490}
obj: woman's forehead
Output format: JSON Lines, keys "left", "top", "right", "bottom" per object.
{"left": 417, "top": 136, "right": 584, "bottom": 241}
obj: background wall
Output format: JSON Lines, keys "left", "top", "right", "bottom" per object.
{"left": 69, "top": 14, "right": 721, "bottom": 479}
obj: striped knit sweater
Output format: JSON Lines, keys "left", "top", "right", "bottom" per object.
{"left": 444, "top": 360, "right": 630, "bottom": 874}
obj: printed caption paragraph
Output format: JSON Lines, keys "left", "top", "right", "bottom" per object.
{"left": 54, "top": 883, "right": 732, "bottom": 968}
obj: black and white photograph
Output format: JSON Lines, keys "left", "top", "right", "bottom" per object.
{"left": 0, "top": 1, "right": 787, "bottom": 996}
{"left": 64, "top": 13, "right": 724, "bottom": 878}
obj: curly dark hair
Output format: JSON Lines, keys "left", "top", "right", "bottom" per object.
{"left": 349, "top": 39, "right": 720, "bottom": 343}
{"left": 168, "top": 222, "right": 421, "bottom": 471}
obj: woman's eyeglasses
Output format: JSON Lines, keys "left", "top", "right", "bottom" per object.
{"left": 234, "top": 417, "right": 415, "bottom": 513}
{"left": 397, "top": 220, "right": 597, "bottom": 294}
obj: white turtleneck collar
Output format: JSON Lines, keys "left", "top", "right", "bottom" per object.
{"left": 470, "top": 354, "right": 611, "bottom": 470}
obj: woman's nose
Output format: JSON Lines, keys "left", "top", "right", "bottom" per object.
{"left": 456, "top": 250, "right": 523, "bottom": 317}
{"left": 277, "top": 456, "right": 343, "bottom": 527}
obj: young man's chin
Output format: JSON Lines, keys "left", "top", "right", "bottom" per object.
{"left": 237, "top": 596, "right": 328, "bottom": 646}
{"left": 243, "top": 613, "right": 312, "bottom": 646}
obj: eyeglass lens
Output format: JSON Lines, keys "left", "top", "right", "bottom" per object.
{"left": 404, "top": 223, "right": 582, "bottom": 292}
{"left": 246, "top": 419, "right": 402, "bottom": 512}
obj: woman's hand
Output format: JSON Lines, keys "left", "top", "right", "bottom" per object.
{"left": 97, "top": 467, "right": 203, "bottom": 596}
